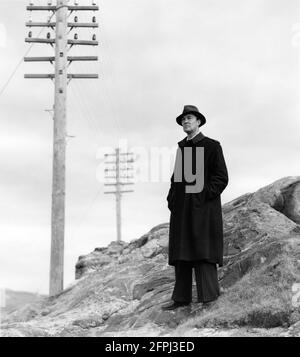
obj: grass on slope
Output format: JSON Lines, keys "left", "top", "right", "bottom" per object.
{"left": 176, "top": 252, "right": 299, "bottom": 332}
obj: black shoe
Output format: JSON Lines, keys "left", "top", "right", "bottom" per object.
{"left": 161, "top": 301, "right": 190, "bottom": 311}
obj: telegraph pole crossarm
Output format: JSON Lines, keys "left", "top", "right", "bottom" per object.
{"left": 26, "top": 5, "right": 99, "bottom": 11}
{"left": 26, "top": 22, "right": 99, "bottom": 28}
{"left": 104, "top": 183, "right": 134, "bottom": 186}
{"left": 105, "top": 152, "right": 134, "bottom": 154}
{"left": 24, "top": 74, "right": 98, "bottom": 79}
{"left": 25, "top": 38, "right": 98, "bottom": 46}
{"left": 104, "top": 190, "right": 134, "bottom": 194}
{"left": 104, "top": 149, "right": 135, "bottom": 242}
{"left": 24, "top": 56, "right": 98, "bottom": 62}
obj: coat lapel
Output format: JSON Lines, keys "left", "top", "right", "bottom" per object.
{"left": 178, "top": 131, "right": 205, "bottom": 147}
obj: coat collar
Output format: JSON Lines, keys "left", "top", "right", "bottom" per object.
{"left": 178, "top": 131, "right": 205, "bottom": 147}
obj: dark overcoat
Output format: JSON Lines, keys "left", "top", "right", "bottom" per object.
{"left": 167, "top": 131, "right": 229, "bottom": 267}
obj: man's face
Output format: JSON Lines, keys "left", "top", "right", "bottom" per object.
{"left": 181, "top": 114, "right": 200, "bottom": 133}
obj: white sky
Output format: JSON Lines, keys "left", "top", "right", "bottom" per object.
{"left": 0, "top": 0, "right": 299, "bottom": 294}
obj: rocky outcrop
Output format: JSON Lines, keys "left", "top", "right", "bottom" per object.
{"left": 75, "top": 223, "right": 169, "bottom": 279}
{"left": 1, "top": 176, "right": 300, "bottom": 337}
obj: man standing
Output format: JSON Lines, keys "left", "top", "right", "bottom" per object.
{"left": 162, "top": 105, "right": 229, "bottom": 310}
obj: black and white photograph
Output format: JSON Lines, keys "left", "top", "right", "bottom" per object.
{"left": 0, "top": 0, "right": 300, "bottom": 340}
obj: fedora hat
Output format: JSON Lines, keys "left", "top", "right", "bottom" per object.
{"left": 176, "top": 105, "right": 206, "bottom": 127}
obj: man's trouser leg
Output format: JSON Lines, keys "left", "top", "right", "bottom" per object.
{"left": 194, "top": 261, "right": 220, "bottom": 303}
{"left": 171, "top": 260, "right": 193, "bottom": 303}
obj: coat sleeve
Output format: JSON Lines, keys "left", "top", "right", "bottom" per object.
{"left": 205, "top": 142, "right": 229, "bottom": 200}
{"left": 167, "top": 172, "right": 175, "bottom": 211}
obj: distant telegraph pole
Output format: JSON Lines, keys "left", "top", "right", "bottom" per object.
{"left": 24, "top": 0, "right": 99, "bottom": 297}
{"left": 104, "top": 149, "right": 135, "bottom": 242}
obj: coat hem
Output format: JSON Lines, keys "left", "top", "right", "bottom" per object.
{"left": 168, "top": 258, "right": 223, "bottom": 267}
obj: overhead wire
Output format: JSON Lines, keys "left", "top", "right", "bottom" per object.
{"left": 73, "top": 43, "right": 122, "bottom": 141}
{"left": 66, "top": 79, "right": 106, "bottom": 237}
{"left": 94, "top": 27, "right": 123, "bottom": 139}
{"left": 69, "top": 78, "right": 102, "bottom": 142}
{"left": 0, "top": 3, "right": 107, "bottom": 245}
{"left": 66, "top": 15, "right": 115, "bottom": 143}
{"left": 73, "top": 186, "right": 103, "bottom": 232}
{"left": 68, "top": 78, "right": 100, "bottom": 146}
{"left": 66, "top": 9, "right": 110, "bottom": 235}
{"left": 0, "top": 9, "right": 56, "bottom": 98}
{"left": 0, "top": 2, "right": 121, "bottom": 237}
{"left": 74, "top": 8, "right": 123, "bottom": 140}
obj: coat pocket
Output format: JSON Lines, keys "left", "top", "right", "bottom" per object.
{"left": 192, "top": 189, "right": 207, "bottom": 209}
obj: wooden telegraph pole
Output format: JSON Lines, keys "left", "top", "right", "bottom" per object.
{"left": 24, "top": 0, "right": 99, "bottom": 296}
{"left": 50, "top": 0, "right": 67, "bottom": 298}
{"left": 104, "top": 150, "right": 135, "bottom": 242}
